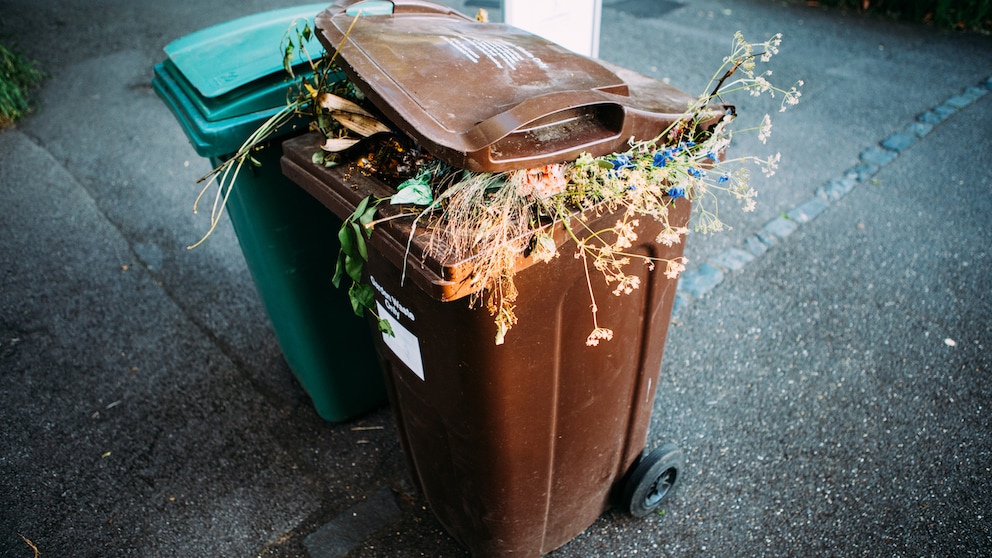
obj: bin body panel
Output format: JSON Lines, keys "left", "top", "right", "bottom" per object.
{"left": 369, "top": 234, "right": 680, "bottom": 555}
{"left": 282, "top": 133, "right": 689, "bottom": 554}
{"left": 216, "top": 147, "right": 386, "bottom": 422}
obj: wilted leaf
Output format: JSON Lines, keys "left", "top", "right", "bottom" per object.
{"left": 494, "top": 322, "right": 508, "bottom": 345}
{"left": 321, "top": 137, "right": 361, "bottom": 152}
{"left": 530, "top": 231, "right": 558, "bottom": 263}
{"left": 332, "top": 111, "right": 391, "bottom": 137}
{"left": 318, "top": 92, "right": 375, "bottom": 118}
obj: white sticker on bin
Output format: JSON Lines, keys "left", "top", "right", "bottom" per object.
{"left": 376, "top": 301, "right": 425, "bottom": 381}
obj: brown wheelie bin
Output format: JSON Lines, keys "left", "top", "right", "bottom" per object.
{"left": 281, "top": 1, "right": 726, "bottom": 554}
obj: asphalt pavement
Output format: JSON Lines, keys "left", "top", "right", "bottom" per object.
{"left": 1, "top": 0, "right": 991, "bottom": 556}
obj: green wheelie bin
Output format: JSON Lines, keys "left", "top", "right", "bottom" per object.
{"left": 152, "top": 4, "right": 385, "bottom": 422}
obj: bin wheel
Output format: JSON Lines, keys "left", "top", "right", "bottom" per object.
{"left": 622, "top": 443, "right": 683, "bottom": 518}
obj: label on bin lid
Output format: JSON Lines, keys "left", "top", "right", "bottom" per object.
{"left": 165, "top": 3, "right": 329, "bottom": 98}
{"left": 315, "top": 0, "right": 714, "bottom": 172}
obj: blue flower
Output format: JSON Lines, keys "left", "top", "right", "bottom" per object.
{"left": 705, "top": 150, "right": 718, "bottom": 162}
{"left": 687, "top": 167, "right": 706, "bottom": 178}
{"left": 718, "top": 173, "right": 730, "bottom": 184}
{"left": 668, "top": 187, "right": 685, "bottom": 199}
{"left": 611, "top": 155, "right": 635, "bottom": 171}
{"left": 653, "top": 147, "right": 678, "bottom": 168}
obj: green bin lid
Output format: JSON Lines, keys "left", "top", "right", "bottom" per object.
{"left": 156, "top": 4, "right": 334, "bottom": 156}
{"left": 154, "top": 60, "right": 344, "bottom": 159}
{"left": 164, "top": 3, "right": 329, "bottom": 119}
{"left": 154, "top": 62, "right": 289, "bottom": 158}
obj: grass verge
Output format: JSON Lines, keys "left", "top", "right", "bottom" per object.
{"left": 1, "top": 42, "right": 43, "bottom": 129}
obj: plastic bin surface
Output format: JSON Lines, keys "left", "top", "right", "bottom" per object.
{"left": 164, "top": 3, "right": 328, "bottom": 100}
{"left": 153, "top": 3, "right": 329, "bottom": 156}
{"left": 152, "top": 62, "right": 299, "bottom": 158}
{"left": 218, "top": 145, "right": 386, "bottom": 423}
{"left": 314, "top": 0, "right": 724, "bottom": 172}
{"left": 281, "top": 132, "right": 690, "bottom": 555}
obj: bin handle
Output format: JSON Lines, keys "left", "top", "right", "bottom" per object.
{"left": 465, "top": 89, "right": 628, "bottom": 163}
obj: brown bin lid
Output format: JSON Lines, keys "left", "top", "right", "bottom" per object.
{"left": 315, "top": 0, "right": 714, "bottom": 172}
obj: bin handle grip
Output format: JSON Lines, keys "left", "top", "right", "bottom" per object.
{"left": 465, "top": 89, "right": 628, "bottom": 161}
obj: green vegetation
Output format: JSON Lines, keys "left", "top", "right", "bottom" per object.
{"left": 0, "top": 42, "right": 43, "bottom": 129}
{"left": 807, "top": 0, "right": 992, "bottom": 31}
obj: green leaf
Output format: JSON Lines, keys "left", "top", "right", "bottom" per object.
{"left": 348, "top": 282, "right": 375, "bottom": 316}
{"left": 377, "top": 318, "right": 394, "bottom": 336}
{"left": 302, "top": 23, "right": 312, "bottom": 42}
{"left": 351, "top": 222, "right": 368, "bottom": 261}
{"left": 282, "top": 42, "right": 294, "bottom": 77}
{"left": 332, "top": 249, "right": 348, "bottom": 288}
{"left": 316, "top": 112, "right": 332, "bottom": 132}
{"left": 345, "top": 254, "right": 364, "bottom": 284}
{"left": 347, "top": 294, "right": 364, "bottom": 317}
{"left": 353, "top": 195, "right": 371, "bottom": 221}
{"left": 337, "top": 223, "right": 365, "bottom": 284}
{"left": 331, "top": 194, "right": 381, "bottom": 316}
{"left": 337, "top": 223, "right": 356, "bottom": 257}
{"left": 358, "top": 203, "right": 378, "bottom": 235}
